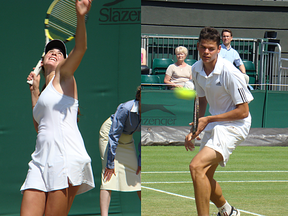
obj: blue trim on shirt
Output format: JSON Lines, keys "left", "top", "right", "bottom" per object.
{"left": 219, "top": 44, "right": 243, "bottom": 67}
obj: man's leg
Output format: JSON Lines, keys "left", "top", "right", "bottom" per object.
{"left": 206, "top": 164, "right": 226, "bottom": 208}
{"left": 189, "top": 146, "right": 223, "bottom": 216}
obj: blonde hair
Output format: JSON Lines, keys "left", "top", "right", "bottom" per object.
{"left": 175, "top": 46, "right": 188, "bottom": 56}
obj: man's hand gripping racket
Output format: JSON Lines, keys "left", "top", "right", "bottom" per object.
{"left": 185, "top": 96, "right": 199, "bottom": 151}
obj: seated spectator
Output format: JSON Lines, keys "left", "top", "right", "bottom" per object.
{"left": 141, "top": 47, "right": 150, "bottom": 74}
{"left": 141, "top": 47, "right": 147, "bottom": 66}
{"left": 164, "top": 46, "right": 192, "bottom": 88}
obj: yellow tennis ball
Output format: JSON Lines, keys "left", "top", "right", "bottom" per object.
{"left": 174, "top": 87, "right": 197, "bottom": 100}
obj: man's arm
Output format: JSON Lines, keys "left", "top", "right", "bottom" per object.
{"left": 238, "top": 64, "right": 246, "bottom": 74}
{"left": 188, "top": 101, "right": 249, "bottom": 141}
{"left": 200, "top": 102, "right": 249, "bottom": 129}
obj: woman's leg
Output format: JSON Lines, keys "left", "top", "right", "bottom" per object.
{"left": 45, "top": 184, "right": 80, "bottom": 216}
{"left": 67, "top": 184, "right": 80, "bottom": 213}
{"left": 20, "top": 189, "right": 46, "bottom": 216}
{"left": 100, "top": 189, "right": 112, "bottom": 216}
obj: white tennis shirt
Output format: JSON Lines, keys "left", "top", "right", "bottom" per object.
{"left": 192, "top": 56, "right": 254, "bottom": 135}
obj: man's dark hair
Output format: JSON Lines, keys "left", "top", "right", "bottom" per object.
{"left": 221, "top": 29, "right": 233, "bottom": 37}
{"left": 198, "top": 27, "right": 221, "bottom": 46}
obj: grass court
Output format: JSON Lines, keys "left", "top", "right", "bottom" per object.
{"left": 141, "top": 146, "right": 288, "bottom": 216}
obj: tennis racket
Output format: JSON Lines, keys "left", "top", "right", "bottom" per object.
{"left": 27, "top": 0, "right": 89, "bottom": 85}
{"left": 191, "top": 96, "right": 199, "bottom": 135}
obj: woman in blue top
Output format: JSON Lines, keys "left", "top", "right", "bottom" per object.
{"left": 99, "top": 86, "right": 141, "bottom": 216}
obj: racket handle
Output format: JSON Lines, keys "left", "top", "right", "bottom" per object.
{"left": 191, "top": 139, "right": 195, "bottom": 145}
{"left": 191, "top": 139, "right": 195, "bottom": 151}
{"left": 27, "top": 59, "right": 42, "bottom": 85}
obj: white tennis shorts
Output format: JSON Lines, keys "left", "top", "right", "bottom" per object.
{"left": 200, "top": 124, "right": 246, "bottom": 167}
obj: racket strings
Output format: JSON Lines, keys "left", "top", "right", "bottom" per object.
{"left": 51, "top": 1, "right": 77, "bottom": 26}
{"left": 46, "top": 0, "right": 88, "bottom": 42}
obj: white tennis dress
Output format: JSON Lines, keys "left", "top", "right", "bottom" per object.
{"left": 21, "top": 76, "right": 95, "bottom": 194}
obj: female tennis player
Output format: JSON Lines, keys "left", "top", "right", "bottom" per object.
{"left": 20, "top": 1, "right": 94, "bottom": 215}
{"left": 99, "top": 86, "right": 141, "bottom": 216}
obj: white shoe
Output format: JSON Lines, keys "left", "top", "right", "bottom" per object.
{"left": 216, "top": 206, "right": 240, "bottom": 216}
{"left": 229, "top": 206, "right": 240, "bottom": 216}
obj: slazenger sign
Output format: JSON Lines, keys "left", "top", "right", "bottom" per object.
{"left": 99, "top": 0, "right": 141, "bottom": 25}
{"left": 141, "top": 104, "right": 177, "bottom": 126}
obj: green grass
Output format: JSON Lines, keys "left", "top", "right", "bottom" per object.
{"left": 141, "top": 146, "right": 288, "bottom": 216}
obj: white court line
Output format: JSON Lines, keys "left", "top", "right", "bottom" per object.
{"left": 142, "top": 170, "right": 288, "bottom": 174}
{"left": 142, "top": 180, "right": 288, "bottom": 184}
{"left": 142, "top": 185, "right": 265, "bottom": 216}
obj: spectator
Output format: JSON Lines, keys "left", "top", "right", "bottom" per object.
{"left": 141, "top": 47, "right": 150, "bottom": 74}
{"left": 219, "top": 29, "right": 246, "bottom": 74}
{"left": 141, "top": 47, "right": 147, "bottom": 66}
{"left": 164, "top": 46, "right": 192, "bottom": 88}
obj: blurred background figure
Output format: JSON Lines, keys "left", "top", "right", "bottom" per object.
{"left": 141, "top": 47, "right": 150, "bottom": 74}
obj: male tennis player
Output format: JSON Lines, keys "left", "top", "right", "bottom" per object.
{"left": 185, "top": 27, "right": 254, "bottom": 216}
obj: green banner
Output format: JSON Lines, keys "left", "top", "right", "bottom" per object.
{"left": 0, "top": 0, "right": 140, "bottom": 215}
{"left": 142, "top": 89, "right": 288, "bottom": 128}
{"left": 142, "top": 90, "right": 207, "bottom": 127}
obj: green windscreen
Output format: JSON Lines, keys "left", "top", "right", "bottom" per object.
{"left": 0, "top": 0, "right": 141, "bottom": 215}
{"left": 142, "top": 89, "right": 288, "bottom": 128}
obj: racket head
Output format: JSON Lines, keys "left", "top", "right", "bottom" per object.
{"left": 45, "top": 0, "right": 89, "bottom": 43}
{"left": 192, "top": 96, "right": 199, "bottom": 134}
